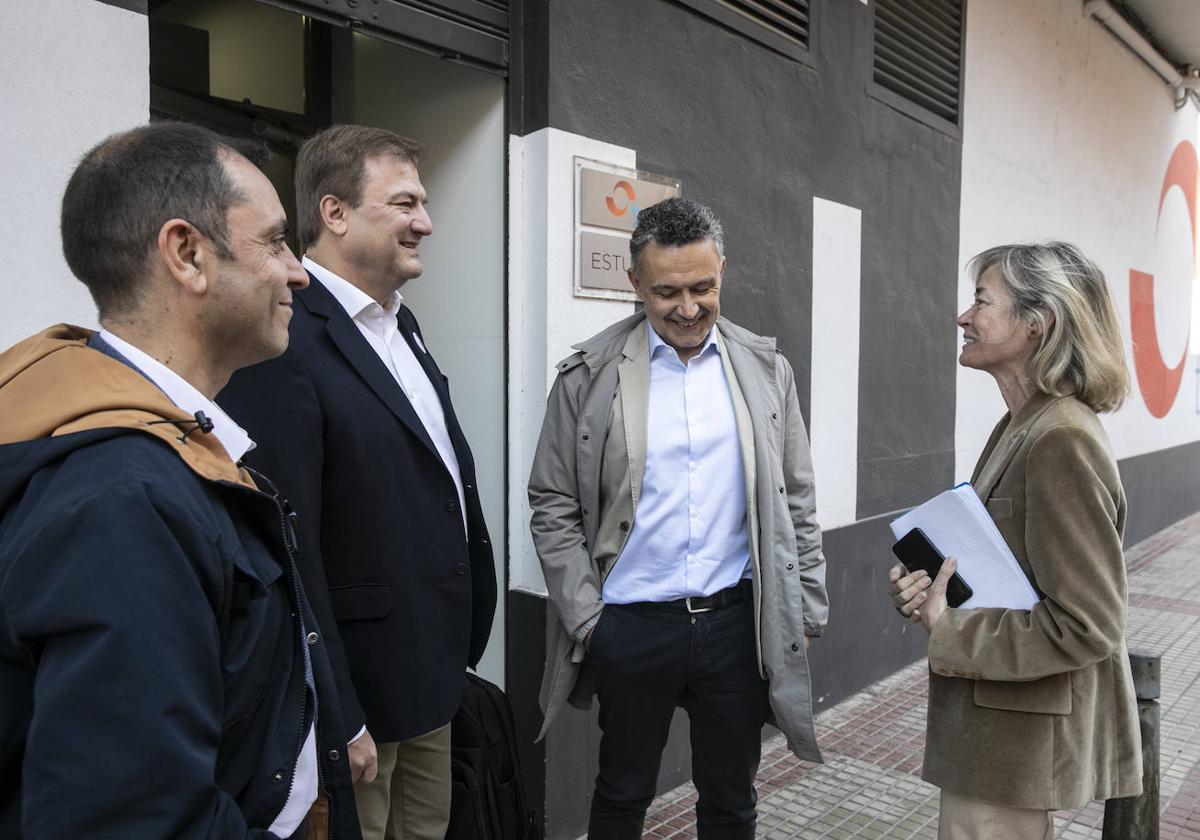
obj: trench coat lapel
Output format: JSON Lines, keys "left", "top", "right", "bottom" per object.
{"left": 616, "top": 324, "right": 649, "bottom": 510}
{"left": 716, "top": 328, "right": 760, "bottom": 563}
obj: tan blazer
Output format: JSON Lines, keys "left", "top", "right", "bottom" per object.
{"left": 923, "top": 391, "right": 1143, "bottom": 810}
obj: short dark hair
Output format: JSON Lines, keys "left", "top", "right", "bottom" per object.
{"left": 294, "top": 125, "right": 422, "bottom": 251}
{"left": 60, "top": 121, "right": 264, "bottom": 318}
{"left": 629, "top": 197, "right": 725, "bottom": 271}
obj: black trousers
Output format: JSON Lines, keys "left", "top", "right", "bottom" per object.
{"left": 586, "top": 591, "right": 770, "bottom": 840}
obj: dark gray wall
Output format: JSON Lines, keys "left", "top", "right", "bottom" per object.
{"left": 526, "top": 0, "right": 962, "bottom": 520}
{"left": 508, "top": 1, "right": 964, "bottom": 837}
{"left": 1118, "top": 439, "right": 1200, "bottom": 547}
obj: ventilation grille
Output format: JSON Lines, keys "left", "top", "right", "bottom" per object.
{"left": 873, "top": 0, "right": 964, "bottom": 125}
{"left": 677, "top": 0, "right": 810, "bottom": 60}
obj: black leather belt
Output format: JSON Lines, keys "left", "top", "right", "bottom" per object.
{"left": 636, "top": 579, "right": 751, "bottom": 614}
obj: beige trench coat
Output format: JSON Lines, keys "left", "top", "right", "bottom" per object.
{"left": 528, "top": 314, "right": 828, "bottom": 761}
{"left": 924, "top": 391, "right": 1143, "bottom": 809}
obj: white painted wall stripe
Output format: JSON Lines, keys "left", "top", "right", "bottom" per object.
{"left": 810, "top": 198, "right": 863, "bottom": 529}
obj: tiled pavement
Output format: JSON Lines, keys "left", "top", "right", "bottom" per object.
{"left": 643, "top": 512, "right": 1200, "bottom": 839}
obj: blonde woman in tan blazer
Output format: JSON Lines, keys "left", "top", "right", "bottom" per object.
{"left": 888, "top": 242, "right": 1143, "bottom": 839}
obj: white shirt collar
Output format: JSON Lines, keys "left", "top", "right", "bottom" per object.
{"left": 98, "top": 329, "right": 255, "bottom": 463}
{"left": 303, "top": 255, "right": 402, "bottom": 322}
{"left": 647, "top": 320, "right": 720, "bottom": 360}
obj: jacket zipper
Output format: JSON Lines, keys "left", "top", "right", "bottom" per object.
{"left": 227, "top": 470, "right": 325, "bottom": 838}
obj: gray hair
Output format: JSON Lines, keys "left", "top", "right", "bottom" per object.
{"left": 629, "top": 197, "right": 725, "bottom": 271}
{"left": 968, "top": 241, "right": 1129, "bottom": 412}
{"left": 60, "top": 122, "right": 268, "bottom": 318}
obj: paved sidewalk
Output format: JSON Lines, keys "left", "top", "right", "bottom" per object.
{"left": 643, "top": 512, "right": 1200, "bottom": 839}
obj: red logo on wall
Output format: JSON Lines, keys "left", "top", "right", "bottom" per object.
{"left": 1130, "top": 140, "right": 1199, "bottom": 418}
{"left": 606, "top": 180, "right": 636, "bottom": 217}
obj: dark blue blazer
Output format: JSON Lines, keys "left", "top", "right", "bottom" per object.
{"left": 219, "top": 273, "right": 497, "bottom": 743}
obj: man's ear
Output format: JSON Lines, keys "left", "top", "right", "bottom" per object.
{"left": 719, "top": 256, "right": 727, "bottom": 280}
{"left": 319, "top": 194, "right": 349, "bottom": 237}
{"left": 157, "top": 218, "right": 209, "bottom": 295}
{"left": 627, "top": 267, "right": 641, "bottom": 294}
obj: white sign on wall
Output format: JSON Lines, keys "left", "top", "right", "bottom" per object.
{"left": 574, "top": 158, "right": 680, "bottom": 301}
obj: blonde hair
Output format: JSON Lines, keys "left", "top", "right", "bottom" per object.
{"left": 968, "top": 242, "right": 1129, "bottom": 412}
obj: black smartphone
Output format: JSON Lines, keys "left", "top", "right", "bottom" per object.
{"left": 892, "top": 527, "right": 974, "bottom": 608}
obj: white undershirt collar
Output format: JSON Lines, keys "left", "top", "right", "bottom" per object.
{"left": 97, "top": 329, "right": 256, "bottom": 463}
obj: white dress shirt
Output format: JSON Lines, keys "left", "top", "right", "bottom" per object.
{"left": 303, "top": 256, "right": 467, "bottom": 533}
{"left": 601, "top": 323, "right": 751, "bottom": 605}
{"left": 98, "top": 330, "right": 317, "bottom": 838}
{"left": 100, "top": 330, "right": 255, "bottom": 462}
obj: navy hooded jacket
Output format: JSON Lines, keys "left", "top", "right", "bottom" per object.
{"left": 0, "top": 326, "right": 361, "bottom": 839}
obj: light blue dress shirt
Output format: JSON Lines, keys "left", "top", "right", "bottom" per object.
{"left": 601, "top": 322, "right": 751, "bottom": 605}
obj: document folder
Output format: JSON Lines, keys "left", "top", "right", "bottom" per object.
{"left": 889, "top": 483, "right": 1039, "bottom": 610}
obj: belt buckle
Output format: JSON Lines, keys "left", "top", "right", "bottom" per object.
{"left": 685, "top": 596, "right": 715, "bottom": 614}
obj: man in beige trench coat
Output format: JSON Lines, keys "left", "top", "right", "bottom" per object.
{"left": 528, "top": 198, "right": 828, "bottom": 839}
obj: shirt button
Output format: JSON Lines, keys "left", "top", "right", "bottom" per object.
{"left": 306, "top": 631, "right": 319, "bottom": 645}
{"left": 446, "top": 500, "right": 459, "bottom": 513}
{"left": 328, "top": 749, "right": 341, "bottom": 762}
{"left": 455, "top": 563, "right": 468, "bottom": 575}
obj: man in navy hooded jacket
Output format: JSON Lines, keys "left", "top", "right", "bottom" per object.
{"left": 0, "top": 122, "right": 360, "bottom": 838}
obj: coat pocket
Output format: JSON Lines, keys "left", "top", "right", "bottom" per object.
{"left": 230, "top": 546, "right": 283, "bottom": 592}
{"left": 328, "top": 583, "right": 392, "bottom": 621}
{"left": 973, "top": 671, "right": 1072, "bottom": 715}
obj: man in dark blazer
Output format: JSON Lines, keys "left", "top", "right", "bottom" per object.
{"left": 220, "top": 124, "right": 496, "bottom": 840}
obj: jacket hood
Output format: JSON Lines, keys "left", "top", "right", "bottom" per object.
{"left": 0, "top": 325, "right": 252, "bottom": 509}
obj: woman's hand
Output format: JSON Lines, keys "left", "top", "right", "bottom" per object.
{"left": 888, "top": 557, "right": 958, "bottom": 632}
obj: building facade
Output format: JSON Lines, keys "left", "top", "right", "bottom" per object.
{"left": 2, "top": 1, "right": 1197, "bottom": 836}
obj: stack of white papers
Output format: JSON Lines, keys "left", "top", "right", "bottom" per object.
{"left": 889, "top": 483, "right": 1040, "bottom": 610}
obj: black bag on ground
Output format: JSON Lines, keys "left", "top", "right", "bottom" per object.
{"left": 446, "top": 672, "right": 541, "bottom": 840}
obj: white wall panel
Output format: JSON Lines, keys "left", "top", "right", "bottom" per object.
{"left": 810, "top": 197, "right": 862, "bottom": 528}
{"left": 508, "top": 129, "right": 636, "bottom": 596}
{"left": 0, "top": 0, "right": 148, "bottom": 349}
